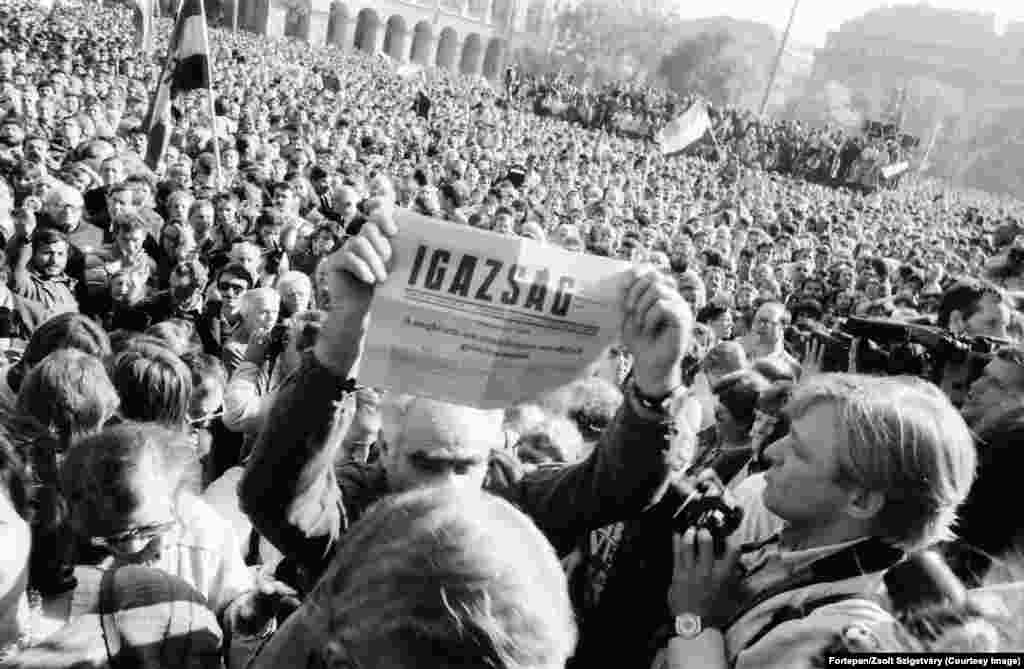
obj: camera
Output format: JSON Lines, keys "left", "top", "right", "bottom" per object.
{"left": 672, "top": 480, "right": 744, "bottom": 557}
{"left": 792, "top": 317, "right": 1002, "bottom": 385}
{"left": 265, "top": 323, "right": 290, "bottom": 366}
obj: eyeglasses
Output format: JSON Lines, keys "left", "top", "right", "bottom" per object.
{"left": 90, "top": 520, "right": 176, "bottom": 551}
{"left": 218, "top": 282, "right": 247, "bottom": 294}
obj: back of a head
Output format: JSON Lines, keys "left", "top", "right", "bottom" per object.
{"left": 16, "top": 349, "right": 119, "bottom": 445}
{"left": 16, "top": 313, "right": 111, "bottom": 391}
{"left": 61, "top": 423, "right": 190, "bottom": 540}
{"left": 109, "top": 344, "right": 192, "bottom": 428}
{"left": 785, "top": 374, "right": 977, "bottom": 550}
{"left": 563, "top": 376, "right": 623, "bottom": 443}
{"left": 315, "top": 487, "right": 576, "bottom": 669}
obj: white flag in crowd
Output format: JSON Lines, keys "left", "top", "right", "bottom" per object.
{"left": 657, "top": 101, "right": 711, "bottom": 156}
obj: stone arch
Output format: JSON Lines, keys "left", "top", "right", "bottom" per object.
{"left": 326, "top": 1, "right": 350, "bottom": 47}
{"left": 410, "top": 21, "right": 434, "bottom": 65}
{"left": 382, "top": 14, "right": 409, "bottom": 61}
{"left": 459, "top": 32, "right": 484, "bottom": 76}
{"left": 482, "top": 36, "right": 505, "bottom": 79}
{"left": 283, "top": 0, "right": 311, "bottom": 40}
{"left": 436, "top": 26, "right": 459, "bottom": 71}
{"left": 354, "top": 7, "right": 381, "bottom": 53}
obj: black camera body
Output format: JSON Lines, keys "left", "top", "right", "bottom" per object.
{"left": 672, "top": 482, "right": 744, "bottom": 556}
{"left": 792, "top": 317, "right": 1002, "bottom": 385}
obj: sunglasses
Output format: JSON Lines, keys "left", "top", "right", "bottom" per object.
{"left": 218, "top": 282, "right": 247, "bottom": 294}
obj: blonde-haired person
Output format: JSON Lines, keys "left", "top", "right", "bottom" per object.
{"left": 655, "top": 373, "right": 977, "bottom": 669}
{"left": 247, "top": 486, "right": 576, "bottom": 669}
{"left": 220, "top": 287, "right": 280, "bottom": 376}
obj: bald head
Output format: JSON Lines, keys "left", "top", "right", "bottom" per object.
{"left": 331, "top": 185, "right": 359, "bottom": 219}
{"left": 380, "top": 395, "right": 504, "bottom": 493}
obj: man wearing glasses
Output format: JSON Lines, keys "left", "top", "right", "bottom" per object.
{"left": 197, "top": 263, "right": 253, "bottom": 359}
{"left": 743, "top": 302, "right": 799, "bottom": 369}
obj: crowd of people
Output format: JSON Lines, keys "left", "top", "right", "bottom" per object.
{"left": 517, "top": 69, "right": 913, "bottom": 191}
{"left": 0, "top": 0, "right": 1024, "bottom": 666}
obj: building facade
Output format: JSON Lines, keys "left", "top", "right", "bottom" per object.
{"left": 224, "top": 0, "right": 561, "bottom": 79}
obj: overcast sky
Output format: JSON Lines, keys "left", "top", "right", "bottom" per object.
{"left": 668, "top": 0, "right": 1024, "bottom": 47}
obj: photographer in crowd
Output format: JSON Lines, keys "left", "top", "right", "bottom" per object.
{"left": 653, "top": 374, "right": 976, "bottom": 668}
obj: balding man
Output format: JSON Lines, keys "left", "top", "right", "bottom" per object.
{"left": 742, "top": 301, "right": 799, "bottom": 370}
{"left": 241, "top": 206, "right": 695, "bottom": 594}
{"left": 321, "top": 184, "right": 359, "bottom": 234}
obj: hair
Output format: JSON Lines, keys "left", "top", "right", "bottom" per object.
{"left": 713, "top": 370, "right": 772, "bottom": 435}
{"left": 315, "top": 486, "right": 576, "bottom": 669}
{"left": 16, "top": 349, "right": 119, "bottom": 449}
{"left": 697, "top": 303, "right": 729, "bottom": 325}
{"left": 12, "top": 313, "right": 111, "bottom": 394}
{"left": 783, "top": 374, "right": 977, "bottom": 550}
{"left": 240, "top": 287, "right": 280, "bottom": 315}
{"left": 60, "top": 423, "right": 192, "bottom": 539}
{"left": 277, "top": 270, "right": 312, "bottom": 297}
{"left": 558, "top": 377, "right": 623, "bottom": 443}
{"left": 144, "top": 320, "right": 195, "bottom": 356}
{"left": 30, "top": 226, "right": 69, "bottom": 252}
{"left": 217, "top": 262, "right": 255, "bottom": 289}
{"left": 109, "top": 344, "right": 192, "bottom": 428}
{"left": 516, "top": 415, "right": 586, "bottom": 465}
{"left": 702, "top": 341, "right": 748, "bottom": 378}
{"left": 111, "top": 211, "right": 148, "bottom": 237}
{"left": 937, "top": 279, "right": 1003, "bottom": 330}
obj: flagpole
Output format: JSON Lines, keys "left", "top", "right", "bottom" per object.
{"left": 196, "top": 0, "right": 223, "bottom": 188}
{"left": 759, "top": 0, "right": 799, "bottom": 117}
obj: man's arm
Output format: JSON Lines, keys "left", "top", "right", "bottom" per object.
{"left": 503, "top": 266, "right": 694, "bottom": 555}
{"left": 8, "top": 232, "right": 36, "bottom": 300}
{"left": 502, "top": 385, "right": 679, "bottom": 556}
{"left": 239, "top": 228, "right": 374, "bottom": 578}
{"left": 238, "top": 353, "right": 356, "bottom": 577}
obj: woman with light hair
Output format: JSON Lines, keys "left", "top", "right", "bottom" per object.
{"left": 276, "top": 270, "right": 312, "bottom": 319}
{"left": 247, "top": 486, "right": 577, "bottom": 669}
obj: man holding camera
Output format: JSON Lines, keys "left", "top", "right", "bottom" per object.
{"left": 652, "top": 374, "right": 975, "bottom": 669}
{"left": 937, "top": 279, "right": 1014, "bottom": 406}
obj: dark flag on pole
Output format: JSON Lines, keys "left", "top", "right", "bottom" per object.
{"left": 142, "top": 0, "right": 212, "bottom": 170}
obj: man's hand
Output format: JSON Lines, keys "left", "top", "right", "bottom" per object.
{"left": 668, "top": 527, "right": 742, "bottom": 623}
{"left": 244, "top": 326, "right": 273, "bottom": 365}
{"left": 621, "top": 266, "right": 691, "bottom": 397}
{"left": 313, "top": 204, "right": 397, "bottom": 377}
{"left": 225, "top": 575, "right": 299, "bottom": 637}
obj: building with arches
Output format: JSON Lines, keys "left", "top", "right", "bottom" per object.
{"left": 232, "top": 0, "right": 562, "bottom": 79}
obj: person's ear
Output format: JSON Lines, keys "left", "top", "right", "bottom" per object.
{"left": 845, "top": 487, "right": 885, "bottom": 521}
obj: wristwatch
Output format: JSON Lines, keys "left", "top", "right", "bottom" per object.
{"left": 674, "top": 613, "right": 703, "bottom": 640}
{"left": 653, "top": 612, "right": 705, "bottom": 648}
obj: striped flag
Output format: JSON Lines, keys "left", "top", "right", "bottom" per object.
{"left": 142, "top": 0, "right": 212, "bottom": 170}
{"left": 657, "top": 101, "right": 712, "bottom": 156}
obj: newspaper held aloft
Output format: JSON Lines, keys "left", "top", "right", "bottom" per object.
{"left": 360, "top": 210, "right": 633, "bottom": 409}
